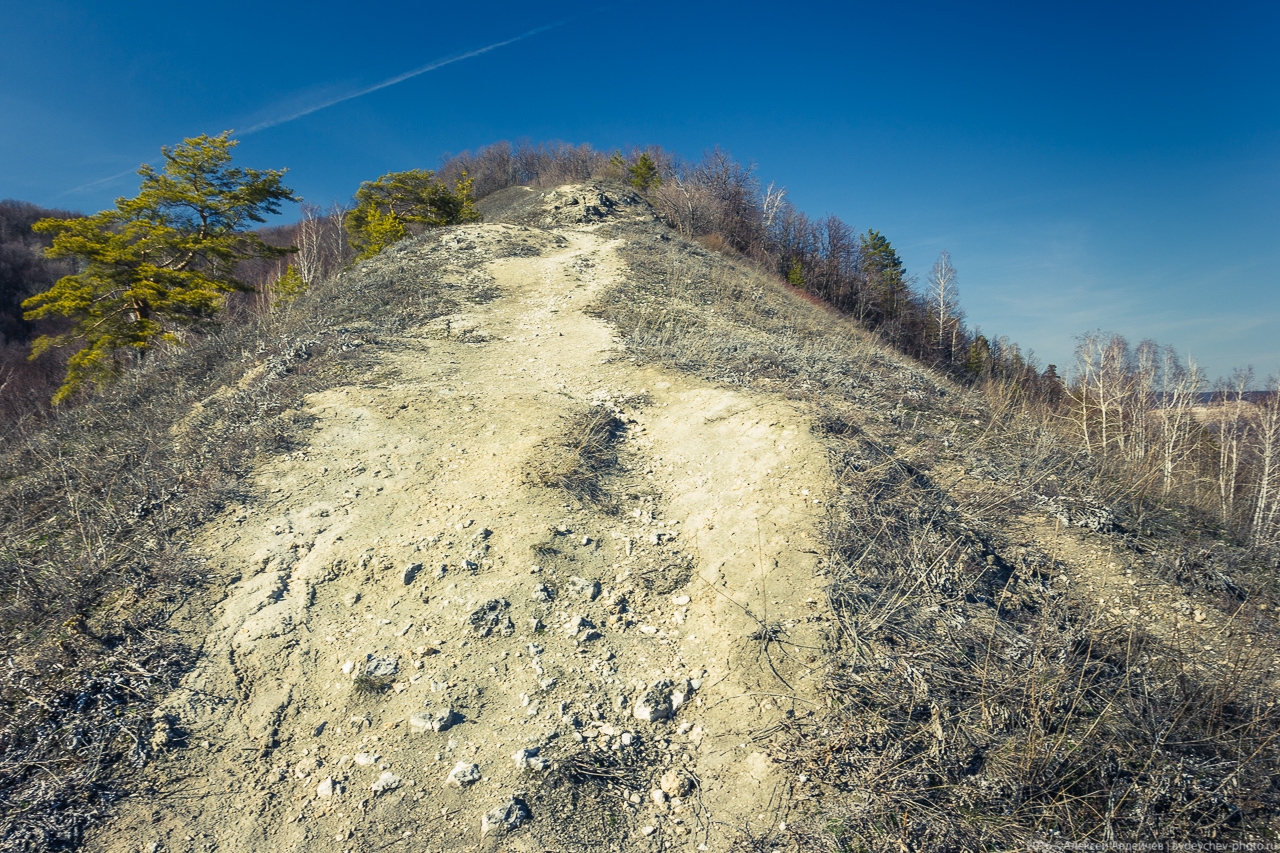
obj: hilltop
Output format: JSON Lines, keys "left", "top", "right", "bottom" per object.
{"left": 3, "top": 183, "right": 1278, "bottom": 853}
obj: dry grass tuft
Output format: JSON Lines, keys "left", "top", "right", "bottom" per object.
{"left": 524, "top": 405, "right": 626, "bottom": 506}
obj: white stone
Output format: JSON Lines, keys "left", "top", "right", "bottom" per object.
{"left": 410, "top": 707, "right": 456, "bottom": 733}
{"left": 362, "top": 655, "right": 398, "bottom": 678}
{"left": 567, "top": 576, "right": 600, "bottom": 601}
{"left": 481, "top": 797, "right": 529, "bottom": 837}
{"left": 371, "top": 771, "right": 402, "bottom": 793}
{"left": 661, "top": 769, "right": 693, "bottom": 797}
{"left": 512, "top": 747, "right": 547, "bottom": 771}
{"left": 447, "top": 762, "right": 481, "bottom": 787}
{"left": 316, "top": 777, "right": 338, "bottom": 798}
{"left": 353, "top": 752, "right": 379, "bottom": 766}
{"left": 641, "top": 826, "right": 656, "bottom": 837}
{"left": 672, "top": 595, "right": 691, "bottom": 606}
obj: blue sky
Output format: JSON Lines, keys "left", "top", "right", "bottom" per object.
{"left": 2, "top": 0, "right": 1276, "bottom": 381}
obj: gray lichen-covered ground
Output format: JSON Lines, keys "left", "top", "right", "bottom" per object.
{"left": 4, "top": 184, "right": 1278, "bottom": 853}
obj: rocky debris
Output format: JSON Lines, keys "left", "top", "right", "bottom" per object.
{"left": 634, "top": 678, "right": 693, "bottom": 722}
{"left": 1036, "top": 494, "right": 1121, "bottom": 534}
{"left": 532, "top": 582, "right": 554, "bottom": 603}
{"left": 512, "top": 747, "right": 549, "bottom": 771}
{"left": 316, "top": 777, "right": 340, "bottom": 798}
{"left": 446, "top": 762, "right": 481, "bottom": 787}
{"left": 564, "top": 614, "right": 599, "bottom": 641}
{"left": 634, "top": 682, "right": 673, "bottom": 722}
{"left": 603, "top": 590, "right": 628, "bottom": 614}
{"left": 353, "top": 752, "right": 379, "bottom": 767}
{"left": 361, "top": 655, "right": 398, "bottom": 678}
{"left": 480, "top": 797, "right": 529, "bottom": 837}
{"left": 410, "top": 705, "right": 457, "bottom": 733}
{"left": 293, "top": 756, "right": 322, "bottom": 779}
{"left": 370, "top": 771, "right": 402, "bottom": 793}
{"left": 148, "top": 716, "right": 174, "bottom": 752}
{"left": 401, "top": 562, "right": 422, "bottom": 585}
{"left": 567, "top": 576, "right": 600, "bottom": 601}
{"left": 660, "top": 769, "right": 694, "bottom": 798}
{"left": 468, "top": 598, "right": 514, "bottom": 637}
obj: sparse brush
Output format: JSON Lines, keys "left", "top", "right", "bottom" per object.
{"left": 785, "top": 427, "right": 1280, "bottom": 849}
{"left": 524, "top": 405, "right": 625, "bottom": 506}
{"left": 351, "top": 674, "right": 393, "bottom": 694}
{"left": 0, "top": 229, "right": 476, "bottom": 852}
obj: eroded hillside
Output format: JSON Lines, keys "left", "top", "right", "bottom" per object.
{"left": 60, "top": 184, "right": 1280, "bottom": 853}
{"left": 81, "top": 188, "right": 838, "bottom": 853}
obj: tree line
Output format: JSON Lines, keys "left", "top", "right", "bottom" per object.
{"left": 1064, "top": 331, "right": 1279, "bottom": 548}
{"left": 0, "top": 200, "right": 82, "bottom": 419}
{"left": 4, "top": 136, "right": 479, "bottom": 408}
{"left": 436, "top": 139, "right": 1054, "bottom": 391}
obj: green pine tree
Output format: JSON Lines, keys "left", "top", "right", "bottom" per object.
{"left": 272, "top": 265, "right": 309, "bottom": 308}
{"left": 859, "top": 229, "right": 909, "bottom": 320}
{"left": 627, "top": 153, "right": 662, "bottom": 192}
{"left": 786, "top": 258, "right": 806, "bottom": 290}
{"left": 345, "top": 170, "right": 480, "bottom": 260}
{"left": 25, "top": 133, "right": 296, "bottom": 403}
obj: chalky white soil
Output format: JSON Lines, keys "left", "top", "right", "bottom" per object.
{"left": 86, "top": 209, "right": 838, "bottom": 853}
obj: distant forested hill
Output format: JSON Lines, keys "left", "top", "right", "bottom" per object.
{"left": 0, "top": 200, "right": 80, "bottom": 344}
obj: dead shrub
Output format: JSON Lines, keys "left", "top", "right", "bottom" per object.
{"left": 524, "top": 405, "right": 625, "bottom": 506}
{"left": 778, "top": 430, "right": 1280, "bottom": 849}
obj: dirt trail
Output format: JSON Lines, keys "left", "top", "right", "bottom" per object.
{"left": 87, "top": 216, "right": 836, "bottom": 852}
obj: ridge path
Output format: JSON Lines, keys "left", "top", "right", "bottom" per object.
{"left": 87, "top": 221, "right": 837, "bottom": 853}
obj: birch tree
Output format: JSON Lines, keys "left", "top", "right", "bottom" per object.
{"left": 926, "top": 250, "right": 963, "bottom": 363}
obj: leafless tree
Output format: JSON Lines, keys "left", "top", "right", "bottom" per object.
{"left": 926, "top": 251, "right": 963, "bottom": 362}
{"left": 760, "top": 181, "right": 787, "bottom": 231}
{"left": 1071, "top": 331, "right": 1104, "bottom": 455}
{"left": 1155, "top": 347, "right": 1204, "bottom": 494}
{"left": 1214, "top": 368, "right": 1254, "bottom": 527}
{"left": 1249, "top": 377, "right": 1280, "bottom": 545}
{"left": 295, "top": 204, "right": 324, "bottom": 285}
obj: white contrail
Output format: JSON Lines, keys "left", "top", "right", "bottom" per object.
{"left": 58, "top": 21, "right": 564, "bottom": 199}
{"left": 241, "top": 21, "right": 564, "bottom": 135}
{"left": 62, "top": 168, "right": 141, "bottom": 198}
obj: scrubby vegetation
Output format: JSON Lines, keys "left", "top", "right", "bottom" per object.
{"left": 581, "top": 221, "right": 1280, "bottom": 847}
